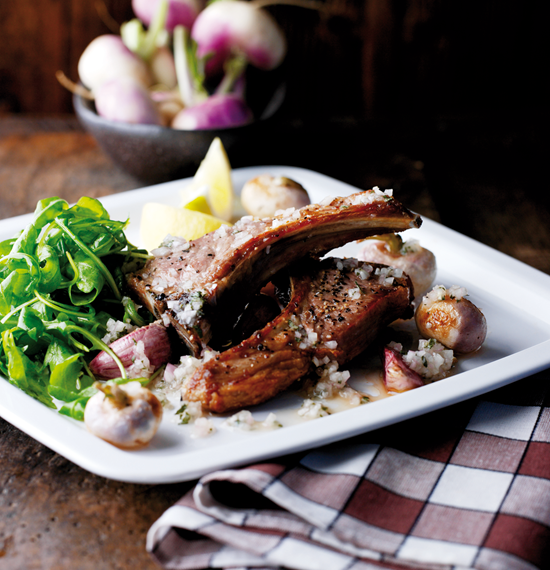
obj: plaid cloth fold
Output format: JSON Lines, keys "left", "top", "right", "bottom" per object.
{"left": 147, "top": 371, "right": 550, "bottom": 570}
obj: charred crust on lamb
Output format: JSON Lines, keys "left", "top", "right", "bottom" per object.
{"left": 127, "top": 189, "right": 422, "bottom": 356}
{"left": 182, "top": 257, "right": 415, "bottom": 413}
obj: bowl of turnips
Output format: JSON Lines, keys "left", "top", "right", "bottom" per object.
{"left": 67, "top": 0, "right": 288, "bottom": 184}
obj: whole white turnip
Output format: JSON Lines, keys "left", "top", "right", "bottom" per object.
{"left": 95, "top": 76, "right": 162, "bottom": 125}
{"left": 78, "top": 35, "right": 153, "bottom": 93}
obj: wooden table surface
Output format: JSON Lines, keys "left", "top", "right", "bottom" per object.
{"left": 0, "top": 111, "right": 548, "bottom": 569}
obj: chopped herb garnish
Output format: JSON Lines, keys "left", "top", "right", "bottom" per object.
{"left": 425, "top": 338, "right": 436, "bottom": 349}
{"left": 287, "top": 319, "right": 300, "bottom": 331}
{"left": 176, "top": 403, "right": 191, "bottom": 424}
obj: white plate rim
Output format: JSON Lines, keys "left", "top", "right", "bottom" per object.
{"left": 1, "top": 165, "right": 550, "bottom": 484}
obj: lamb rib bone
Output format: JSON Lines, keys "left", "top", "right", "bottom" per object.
{"left": 127, "top": 188, "right": 422, "bottom": 356}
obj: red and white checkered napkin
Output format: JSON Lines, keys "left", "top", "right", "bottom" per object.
{"left": 147, "top": 371, "right": 550, "bottom": 570}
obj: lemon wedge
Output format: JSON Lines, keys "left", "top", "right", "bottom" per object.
{"left": 184, "top": 194, "right": 212, "bottom": 215}
{"left": 140, "top": 202, "right": 229, "bottom": 252}
{"left": 181, "top": 137, "right": 234, "bottom": 222}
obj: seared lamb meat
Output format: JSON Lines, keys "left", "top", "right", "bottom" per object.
{"left": 127, "top": 188, "right": 421, "bottom": 356}
{"left": 182, "top": 257, "right": 414, "bottom": 413}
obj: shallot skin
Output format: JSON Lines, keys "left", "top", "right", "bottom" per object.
{"left": 84, "top": 382, "right": 163, "bottom": 450}
{"left": 89, "top": 321, "right": 172, "bottom": 379}
{"left": 383, "top": 347, "right": 424, "bottom": 393}
{"left": 415, "top": 294, "right": 487, "bottom": 354}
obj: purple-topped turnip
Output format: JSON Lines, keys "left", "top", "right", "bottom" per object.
{"left": 171, "top": 24, "right": 254, "bottom": 129}
{"left": 94, "top": 76, "right": 163, "bottom": 125}
{"left": 171, "top": 92, "right": 253, "bottom": 129}
{"left": 78, "top": 35, "right": 153, "bottom": 93}
{"left": 69, "top": 0, "right": 289, "bottom": 131}
{"left": 192, "top": 0, "right": 287, "bottom": 75}
{"left": 133, "top": 0, "right": 203, "bottom": 32}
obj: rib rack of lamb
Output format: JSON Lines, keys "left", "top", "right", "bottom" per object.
{"left": 127, "top": 188, "right": 422, "bottom": 412}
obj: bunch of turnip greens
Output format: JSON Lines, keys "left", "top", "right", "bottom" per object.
{"left": 0, "top": 196, "right": 152, "bottom": 419}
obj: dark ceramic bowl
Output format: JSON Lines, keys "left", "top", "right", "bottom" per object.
{"left": 73, "top": 82, "right": 286, "bottom": 186}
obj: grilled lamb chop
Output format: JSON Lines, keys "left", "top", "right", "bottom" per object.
{"left": 182, "top": 257, "right": 414, "bottom": 413}
{"left": 127, "top": 189, "right": 421, "bottom": 356}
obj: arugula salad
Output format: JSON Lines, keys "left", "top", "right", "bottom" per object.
{"left": 0, "top": 196, "right": 153, "bottom": 420}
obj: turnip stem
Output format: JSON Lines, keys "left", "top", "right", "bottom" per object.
{"left": 174, "top": 25, "right": 207, "bottom": 107}
{"left": 140, "top": 0, "right": 169, "bottom": 60}
{"left": 55, "top": 71, "right": 94, "bottom": 100}
{"left": 215, "top": 56, "right": 248, "bottom": 95}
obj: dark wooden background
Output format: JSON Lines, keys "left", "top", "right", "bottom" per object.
{"left": 1, "top": 0, "right": 549, "bottom": 257}
{"left": 1, "top": 4, "right": 550, "bottom": 569}
{"left": 1, "top": 0, "right": 547, "bottom": 120}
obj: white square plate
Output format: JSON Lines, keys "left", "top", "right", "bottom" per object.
{"left": 2, "top": 166, "right": 550, "bottom": 483}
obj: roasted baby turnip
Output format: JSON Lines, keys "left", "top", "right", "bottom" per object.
{"left": 359, "top": 234, "right": 436, "bottom": 297}
{"left": 78, "top": 35, "right": 153, "bottom": 93}
{"left": 85, "top": 381, "right": 163, "bottom": 449}
{"left": 94, "top": 76, "right": 163, "bottom": 125}
{"left": 241, "top": 175, "right": 311, "bottom": 218}
{"left": 415, "top": 285, "right": 487, "bottom": 353}
{"left": 171, "top": 93, "right": 253, "bottom": 129}
{"left": 191, "top": 0, "right": 287, "bottom": 74}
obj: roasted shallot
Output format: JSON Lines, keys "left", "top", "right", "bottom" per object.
{"left": 383, "top": 346, "right": 424, "bottom": 393}
{"left": 89, "top": 321, "right": 172, "bottom": 379}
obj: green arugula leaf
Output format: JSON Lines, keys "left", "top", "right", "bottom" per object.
{"left": 0, "top": 270, "right": 33, "bottom": 316}
{"left": 57, "top": 384, "right": 98, "bottom": 421}
{"left": 74, "top": 196, "right": 110, "bottom": 220}
{"left": 9, "top": 224, "right": 38, "bottom": 257}
{"left": 36, "top": 244, "right": 62, "bottom": 293}
{"left": 2, "top": 329, "right": 54, "bottom": 408}
{"left": 32, "top": 197, "right": 69, "bottom": 229}
{"left": 0, "top": 196, "right": 148, "bottom": 418}
{"left": 67, "top": 250, "right": 105, "bottom": 305}
{"left": 0, "top": 237, "right": 16, "bottom": 257}
{"left": 54, "top": 217, "right": 121, "bottom": 300}
{"left": 16, "top": 306, "right": 45, "bottom": 345}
